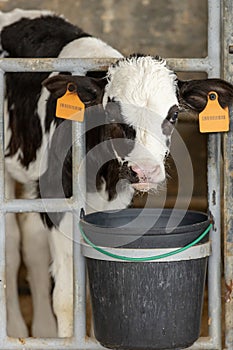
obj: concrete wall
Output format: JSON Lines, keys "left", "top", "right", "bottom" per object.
{"left": 0, "top": 0, "right": 207, "bottom": 58}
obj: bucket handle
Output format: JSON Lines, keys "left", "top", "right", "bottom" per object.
{"left": 79, "top": 222, "right": 212, "bottom": 262}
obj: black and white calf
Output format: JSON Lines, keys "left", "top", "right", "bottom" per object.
{"left": 1, "top": 8, "right": 233, "bottom": 338}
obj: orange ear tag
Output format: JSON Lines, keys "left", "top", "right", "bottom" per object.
{"left": 199, "top": 91, "right": 229, "bottom": 133}
{"left": 56, "top": 83, "right": 85, "bottom": 122}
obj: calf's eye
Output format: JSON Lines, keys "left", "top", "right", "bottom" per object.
{"left": 170, "top": 111, "right": 178, "bottom": 123}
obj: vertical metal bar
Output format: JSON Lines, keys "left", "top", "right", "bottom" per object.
{"left": 0, "top": 70, "right": 7, "bottom": 339}
{"left": 207, "top": 135, "right": 222, "bottom": 348}
{"left": 222, "top": 1, "right": 233, "bottom": 349}
{"left": 207, "top": 0, "right": 221, "bottom": 76}
{"left": 223, "top": 108, "right": 233, "bottom": 350}
{"left": 72, "top": 119, "right": 87, "bottom": 343}
{"left": 0, "top": 71, "right": 5, "bottom": 201}
{"left": 206, "top": 0, "right": 222, "bottom": 348}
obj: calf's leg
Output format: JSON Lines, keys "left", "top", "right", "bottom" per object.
{"left": 49, "top": 213, "right": 73, "bottom": 337}
{"left": 5, "top": 172, "right": 28, "bottom": 337}
{"left": 19, "top": 212, "right": 57, "bottom": 337}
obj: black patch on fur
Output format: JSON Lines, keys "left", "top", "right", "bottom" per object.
{"left": 39, "top": 120, "right": 72, "bottom": 228}
{"left": 128, "top": 53, "right": 164, "bottom": 62}
{"left": 44, "top": 88, "right": 64, "bottom": 133}
{"left": 39, "top": 100, "right": 137, "bottom": 227}
{"left": 85, "top": 101, "right": 137, "bottom": 201}
{"left": 5, "top": 72, "right": 46, "bottom": 167}
{"left": 1, "top": 15, "right": 90, "bottom": 58}
{"left": 95, "top": 159, "right": 138, "bottom": 201}
{"left": 2, "top": 14, "right": 137, "bottom": 228}
{"left": 43, "top": 73, "right": 107, "bottom": 132}
{"left": 178, "top": 78, "right": 233, "bottom": 112}
{"left": 161, "top": 104, "right": 179, "bottom": 137}
{"left": 3, "top": 15, "right": 91, "bottom": 166}
{"left": 86, "top": 70, "right": 107, "bottom": 80}
{"left": 112, "top": 53, "right": 164, "bottom": 68}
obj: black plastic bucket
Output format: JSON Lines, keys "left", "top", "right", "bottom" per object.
{"left": 80, "top": 208, "right": 211, "bottom": 350}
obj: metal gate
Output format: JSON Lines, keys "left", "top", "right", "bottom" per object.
{"left": 0, "top": 0, "right": 231, "bottom": 349}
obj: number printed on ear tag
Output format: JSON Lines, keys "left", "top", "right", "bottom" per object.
{"left": 199, "top": 91, "right": 229, "bottom": 133}
{"left": 56, "top": 83, "right": 85, "bottom": 122}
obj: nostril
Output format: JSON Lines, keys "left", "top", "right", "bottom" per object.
{"left": 130, "top": 164, "right": 163, "bottom": 183}
{"left": 131, "top": 165, "right": 145, "bottom": 178}
{"left": 131, "top": 165, "right": 140, "bottom": 173}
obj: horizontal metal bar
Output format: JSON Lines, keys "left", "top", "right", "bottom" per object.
{"left": 0, "top": 57, "right": 117, "bottom": 73}
{"left": 0, "top": 336, "right": 217, "bottom": 350}
{"left": 168, "top": 57, "right": 213, "bottom": 73}
{"left": 2, "top": 198, "right": 78, "bottom": 213}
{"left": 0, "top": 57, "right": 212, "bottom": 73}
{"left": 0, "top": 337, "right": 105, "bottom": 350}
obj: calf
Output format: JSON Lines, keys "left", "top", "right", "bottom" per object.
{"left": 1, "top": 9, "right": 233, "bottom": 338}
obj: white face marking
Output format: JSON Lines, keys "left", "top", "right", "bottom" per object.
{"left": 104, "top": 56, "right": 179, "bottom": 189}
{"left": 105, "top": 56, "right": 178, "bottom": 116}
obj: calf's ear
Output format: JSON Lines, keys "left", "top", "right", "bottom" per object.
{"left": 178, "top": 78, "right": 233, "bottom": 113}
{"left": 42, "top": 74, "right": 107, "bottom": 105}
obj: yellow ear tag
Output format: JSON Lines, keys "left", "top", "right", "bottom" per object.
{"left": 199, "top": 91, "right": 229, "bottom": 133}
{"left": 56, "top": 83, "right": 85, "bottom": 122}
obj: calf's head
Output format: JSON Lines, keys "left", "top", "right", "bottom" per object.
{"left": 43, "top": 55, "right": 233, "bottom": 196}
